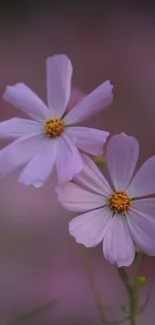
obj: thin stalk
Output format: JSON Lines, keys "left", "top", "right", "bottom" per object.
{"left": 117, "top": 268, "right": 136, "bottom": 325}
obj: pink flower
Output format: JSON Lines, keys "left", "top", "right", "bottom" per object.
{"left": 56, "top": 133, "right": 155, "bottom": 267}
{"left": 0, "top": 55, "right": 113, "bottom": 186}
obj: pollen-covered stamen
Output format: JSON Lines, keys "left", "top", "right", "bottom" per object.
{"left": 45, "top": 117, "right": 64, "bottom": 138}
{"left": 108, "top": 191, "right": 131, "bottom": 213}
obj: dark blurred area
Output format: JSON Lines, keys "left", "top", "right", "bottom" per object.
{"left": 0, "top": 0, "right": 155, "bottom": 23}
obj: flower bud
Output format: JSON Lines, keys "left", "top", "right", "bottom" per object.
{"left": 135, "top": 276, "right": 147, "bottom": 286}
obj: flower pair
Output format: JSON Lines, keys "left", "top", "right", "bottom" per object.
{"left": 1, "top": 54, "right": 155, "bottom": 268}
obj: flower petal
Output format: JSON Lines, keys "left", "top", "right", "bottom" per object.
{"left": 63, "top": 80, "right": 113, "bottom": 124}
{"left": 69, "top": 207, "right": 112, "bottom": 247}
{"left": 0, "top": 133, "right": 46, "bottom": 177}
{"left": 3, "top": 83, "right": 49, "bottom": 121}
{"left": 126, "top": 199, "right": 155, "bottom": 255}
{"left": 103, "top": 215, "right": 135, "bottom": 267}
{"left": 0, "top": 118, "right": 43, "bottom": 139}
{"left": 127, "top": 156, "right": 155, "bottom": 197}
{"left": 106, "top": 134, "right": 139, "bottom": 191}
{"left": 19, "top": 140, "right": 56, "bottom": 187}
{"left": 74, "top": 155, "right": 112, "bottom": 196}
{"left": 56, "top": 182, "right": 105, "bottom": 212}
{"left": 55, "top": 134, "right": 83, "bottom": 184}
{"left": 64, "top": 126, "right": 109, "bottom": 155}
{"left": 46, "top": 55, "right": 72, "bottom": 117}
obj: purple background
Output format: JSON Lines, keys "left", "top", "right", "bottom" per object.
{"left": 0, "top": 3, "right": 155, "bottom": 324}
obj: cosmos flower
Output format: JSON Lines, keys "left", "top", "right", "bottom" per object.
{"left": 0, "top": 55, "right": 113, "bottom": 186}
{"left": 56, "top": 133, "right": 155, "bottom": 267}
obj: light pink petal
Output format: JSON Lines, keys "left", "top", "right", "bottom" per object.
{"left": 74, "top": 155, "right": 113, "bottom": 196}
{"left": 56, "top": 182, "right": 106, "bottom": 212}
{"left": 0, "top": 133, "right": 46, "bottom": 177}
{"left": 106, "top": 134, "right": 139, "bottom": 191}
{"left": 103, "top": 215, "right": 135, "bottom": 267}
{"left": 56, "top": 134, "right": 83, "bottom": 184}
{"left": 63, "top": 80, "right": 113, "bottom": 124}
{"left": 127, "top": 156, "right": 155, "bottom": 197}
{"left": 66, "top": 87, "right": 86, "bottom": 112}
{"left": 19, "top": 140, "right": 57, "bottom": 187}
{"left": 64, "top": 126, "right": 109, "bottom": 156}
{"left": 0, "top": 118, "right": 43, "bottom": 139}
{"left": 3, "top": 83, "right": 49, "bottom": 121}
{"left": 69, "top": 207, "right": 112, "bottom": 247}
{"left": 46, "top": 55, "right": 72, "bottom": 117}
{"left": 126, "top": 199, "right": 155, "bottom": 255}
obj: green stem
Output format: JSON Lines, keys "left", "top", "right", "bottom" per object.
{"left": 117, "top": 268, "right": 137, "bottom": 325}
{"left": 133, "top": 252, "right": 145, "bottom": 314}
{"left": 134, "top": 251, "right": 144, "bottom": 276}
{"left": 129, "top": 293, "right": 136, "bottom": 325}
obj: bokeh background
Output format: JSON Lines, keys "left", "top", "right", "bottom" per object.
{"left": 0, "top": 1, "right": 155, "bottom": 324}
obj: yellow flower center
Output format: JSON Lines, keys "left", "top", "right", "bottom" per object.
{"left": 108, "top": 191, "right": 131, "bottom": 214}
{"left": 45, "top": 117, "right": 64, "bottom": 138}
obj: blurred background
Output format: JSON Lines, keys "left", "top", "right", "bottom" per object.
{"left": 0, "top": 1, "right": 155, "bottom": 324}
